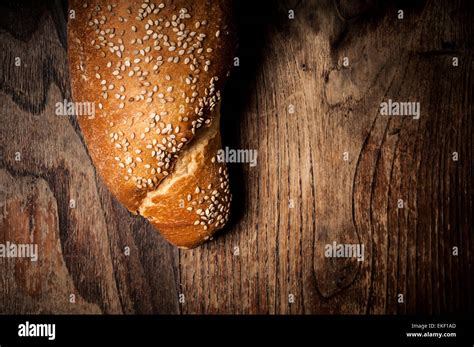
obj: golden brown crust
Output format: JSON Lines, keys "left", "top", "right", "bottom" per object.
{"left": 139, "top": 109, "right": 231, "bottom": 248}
{"left": 67, "top": 0, "right": 235, "bottom": 248}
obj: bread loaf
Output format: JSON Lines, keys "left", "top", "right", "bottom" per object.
{"left": 67, "top": 0, "right": 235, "bottom": 248}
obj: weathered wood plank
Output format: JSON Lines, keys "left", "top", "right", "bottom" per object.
{"left": 0, "top": 0, "right": 472, "bottom": 314}
{"left": 0, "top": 1, "right": 180, "bottom": 314}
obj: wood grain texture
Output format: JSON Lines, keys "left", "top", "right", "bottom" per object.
{"left": 0, "top": 0, "right": 472, "bottom": 314}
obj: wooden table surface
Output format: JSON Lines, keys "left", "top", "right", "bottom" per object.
{"left": 0, "top": 0, "right": 472, "bottom": 314}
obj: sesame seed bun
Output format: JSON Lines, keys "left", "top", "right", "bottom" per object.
{"left": 68, "top": 0, "right": 235, "bottom": 248}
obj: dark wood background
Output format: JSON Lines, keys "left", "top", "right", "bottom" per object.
{"left": 0, "top": 0, "right": 472, "bottom": 314}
